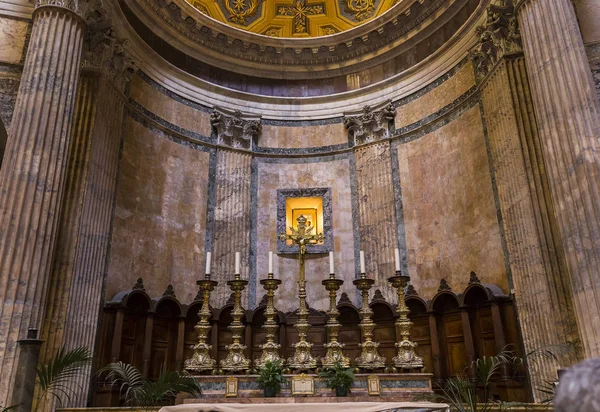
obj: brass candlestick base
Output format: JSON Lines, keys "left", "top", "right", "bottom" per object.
{"left": 353, "top": 273, "right": 386, "bottom": 370}
{"left": 221, "top": 274, "right": 251, "bottom": 372}
{"left": 280, "top": 215, "right": 323, "bottom": 371}
{"left": 255, "top": 273, "right": 283, "bottom": 368}
{"left": 389, "top": 272, "right": 424, "bottom": 371}
{"left": 185, "top": 278, "right": 218, "bottom": 373}
{"left": 321, "top": 275, "right": 349, "bottom": 368}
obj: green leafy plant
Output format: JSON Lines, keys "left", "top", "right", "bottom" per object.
{"left": 34, "top": 346, "right": 93, "bottom": 411}
{"left": 318, "top": 362, "right": 355, "bottom": 396}
{"left": 256, "top": 360, "right": 287, "bottom": 396}
{"left": 418, "top": 348, "right": 519, "bottom": 412}
{"left": 98, "top": 362, "right": 202, "bottom": 409}
{"left": 1, "top": 406, "right": 19, "bottom": 412}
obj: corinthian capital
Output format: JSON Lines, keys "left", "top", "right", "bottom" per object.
{"left": 211, "top": 108, "right": 261, "bottom": 150}
{"left": 344, "top": 101, "right": 395, "bottom": 146}
{"left": 34, "top": 0, "right": 95, "bottom": 19}
{"left": 470, "top": 0, "right": 522, "bottom": 79}
{"left": 81, "top": 10, "right": 137, "bottom": 93}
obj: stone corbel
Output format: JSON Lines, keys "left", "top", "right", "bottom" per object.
{"left": 211, "top": 107, "right": 261, "bottom": 150}
{"left": 343, "top": 100, "right": 395, "bottom": 146}
{"left": 470, "top": 0, "right": 522, "bottom": 80}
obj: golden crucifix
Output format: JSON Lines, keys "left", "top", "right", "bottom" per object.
{"left": 279, "top": 215, "right": 323, "bottom": 370}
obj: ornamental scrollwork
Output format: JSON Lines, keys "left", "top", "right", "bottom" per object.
{"left": 342, "top": 0, "right": 375, "bottom": 21}
{"left": 222, "top": 0, "right": 261, "bottom": 25}
{"left": 470, "top": 0, "right": 522, "bottom": 79}
{"left": 344, "top": 101, "right": 395, "bottom": 145}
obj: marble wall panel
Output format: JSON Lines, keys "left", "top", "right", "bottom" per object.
{"left": 105, "top": 117, "right": 211, "bottom": 302}
{"left": 129, "top": 74, "right": 212, "bottom": 137}
{"left": 574, "top": 0, "right": 600, "bottom": 44}
{"left": 255, "top": 157, "right": 356, "bottom": 312}
{"left": 395, "top": 64, "right": 476, "bottom": 129}
{"left": 397, "top": 106, "right": 507, "bottom": 298}
{"left": 592, "top": 60, "right": 600, "bottom": 103}
{"left": 259, "top": 122, "right": 347, "bottom": 149}
{"left": 0, "top": 69, "right": 19, "bottom": 129}
{"left": 0, "top": 17, "right": 28, "bottom": 64}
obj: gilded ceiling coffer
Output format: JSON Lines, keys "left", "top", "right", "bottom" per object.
{"left": 211, "top": 108, "right": 261, "bottom": 150}
{"left": 344, "top": 101, "right": 395, "bottom": 146}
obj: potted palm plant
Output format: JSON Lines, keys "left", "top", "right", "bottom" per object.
{"left": 256, "top": 360, "right": 286, "bottom": 398}
{"left": 318, "top": 362, "right": 355, "bottom": 397}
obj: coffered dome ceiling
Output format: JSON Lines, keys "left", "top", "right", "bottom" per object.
{"left": 186, "top": 0, "right": 399, "bottom": 37}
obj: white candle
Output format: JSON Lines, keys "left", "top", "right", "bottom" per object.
{"left": 268, "top": 251, "right": 273, "bottom": 274}
{"left": 205, "top": 251, "right": 212, "bottom": 275}
{"left": 329, "top": 251, "right": 335, "bottom": 274}
{"left": 395, "top": 248, "right": 401, "bottom": 272}
{"left": 360, "top": 250, "right": 366, "bottom": 274}
{"left": 235, "top": 252, "right": 240, "bottom": 275}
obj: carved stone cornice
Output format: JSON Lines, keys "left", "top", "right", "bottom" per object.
{"left": 120, "top": 0, "right": 473, "bottom": 80}
{"left": 470, "top": 0, "right": 522, "bottom": 80}
{"left": 211, "top": 107, "right": 261, "bottom": 150}
{"left": 344, "top": 101, "right": 395, "bottom": 146}
{"left": 82, "top": 10, "right": 138, "bottom": 93}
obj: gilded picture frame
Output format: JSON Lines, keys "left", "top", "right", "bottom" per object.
{"left": 291, "top": 373, "right": 315, "bottom": 396}
{"left": 367, "top": 374, "right": 381, "bottom": 396}
{"left": 225, "top": 377, "right": 238, "bottom": 397}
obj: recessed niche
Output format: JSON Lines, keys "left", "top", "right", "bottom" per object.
{"left": 277, "top": 188, "right": 333, "bottom": 254}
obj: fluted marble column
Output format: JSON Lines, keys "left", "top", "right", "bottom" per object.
{"left": 37, "top": 30, "right": 135, "bottom": 408}
{"left": 517, "top": 0, "right": 600, "bottom": 357}
{"left": 0, "top": 0, "right": 87, "bottom": 404}
{"left": 212, "top": 149, "right": 252, "bottom": 306}
{"left": 354, "top": 142, "right": 397, "bottom": 301}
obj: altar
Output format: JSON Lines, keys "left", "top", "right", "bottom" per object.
{"left": 159, "top": 401, "right": 449, "bottom": 412}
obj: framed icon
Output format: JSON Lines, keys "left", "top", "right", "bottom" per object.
{"left": 291, "top": 374, "right": 315, "bottom": 396}
{"left": 225, "top": 377, "right": 238, "bottom": 397}
{"left": 367, "top": 375, "right": 380, "bottom": 396}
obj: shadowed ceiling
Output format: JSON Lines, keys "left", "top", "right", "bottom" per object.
{"left": 187, "top": 0, "right": 399, "bottom": 37}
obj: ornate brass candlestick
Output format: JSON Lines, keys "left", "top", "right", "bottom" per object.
{"left": 254, "top": 272, "right": 283, "bottom": 368}
{"left": 353, "top": 272, "right": 386, "bottom": 370}
{"left": 321, "top": 274, "right": 349, "bottom": 368}
{"left": 185, "top": 277, "right": 218, "bottom": 373}
{"left": 280, "top": 215, "right": 323, "bottom": 371}
{"left": 221, "top": 273, "right": 251, "bottom": 372}
{"left": 388, "top": 272, "right": 424, "bottom": 370}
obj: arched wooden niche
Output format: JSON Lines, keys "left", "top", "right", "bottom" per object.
{"left": 150, "top": 296, "right": 183, "bottom": 379}
{"left": 336, "top": 293, "right": 361, "bottom": 362}
{"left": 370, "top": 291, "right": 397, "bottom": 362}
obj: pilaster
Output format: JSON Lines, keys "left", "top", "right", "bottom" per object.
{"left": 345, "top": 103, "right": 397, "bottom": 301}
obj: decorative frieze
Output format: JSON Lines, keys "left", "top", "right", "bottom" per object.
{"left": 344, "top": 102, "right": 395, "bottom": 145}
{"left": 470, "top": 0, "right": 522, "bottom": 79}
{"left": 211, "top": 108, "right": 261, "bottom": 150}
